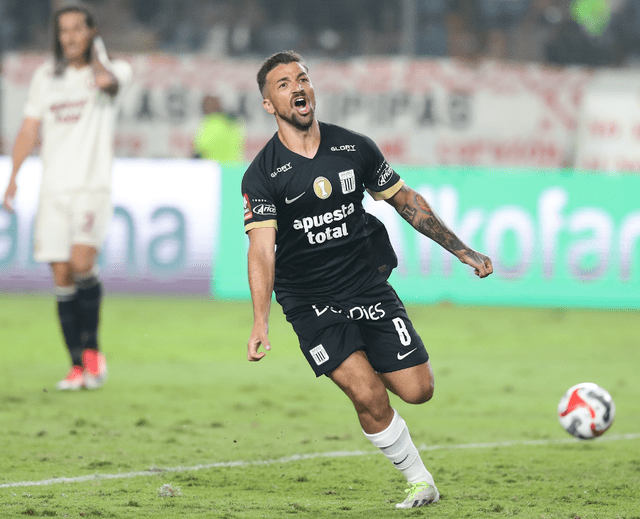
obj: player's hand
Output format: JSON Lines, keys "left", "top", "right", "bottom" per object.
{"left": 459, "top": 249, "right": 493, "bottom": 278}
{"left": 247, "top": 323, "right": 271, "bottom": 361}
{"left": 92, "top": 36, "right": 109, "bottom": 66}
{"left": 93, "top": 70, "right": 116, "bottom": 90}
{"left": 2, "top": 179, "right": 17, "bottom": 213}
{"left": 91, "top": 36, "right": 119, "bottom": 95}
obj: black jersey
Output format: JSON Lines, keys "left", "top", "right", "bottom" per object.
{"left": 242, "top": 122, "right": 403, "bottom": 303}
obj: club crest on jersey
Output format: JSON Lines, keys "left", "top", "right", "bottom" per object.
{"left": 339, "top": 169, "right": 356, "bottom": 194}
{"left": 310, "top": 344, "right": 329, "bottom": 366}
{"left": 313, "top": 177, "right": 332, "bottom": 199}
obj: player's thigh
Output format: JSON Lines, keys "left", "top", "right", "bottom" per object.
{"left": 285, "top": 303, "right": 366, "bottom": 377}
{"left": 71, "top": 191, "right": 113, "bottom": 250}
{"left": 328, "top": 350, "right": 391, "bottom": 418}
{"left": 34, "top": 193, "right": 73, "bottom": 263}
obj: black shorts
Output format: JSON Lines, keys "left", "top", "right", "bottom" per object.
{"left": 281, "top": 282, "right": 429, "bottom": 377}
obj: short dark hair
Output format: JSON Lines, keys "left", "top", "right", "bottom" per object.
{"left": 54, "top": 5, "right": 96, "bottom": 76}
{"left": 257, "top": 50, "right": 306, "bottom": 97}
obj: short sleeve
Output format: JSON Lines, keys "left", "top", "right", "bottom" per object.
{"left": 242, "top": 164, "right": 278, "bottom": 233}
{"left": 360, "top": 135, "right": 404, "bottom": 201}
{"left": 109, "top": 60, "right": 133, "bottom": 99}
{"left": 23, "top": 64, "right": 50, "bottom": 120}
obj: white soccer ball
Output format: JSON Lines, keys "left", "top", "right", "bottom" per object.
{"left": 557, "top": 382, "right": 615, "bottom": 440}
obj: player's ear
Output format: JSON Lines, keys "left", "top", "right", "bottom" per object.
{"left": 262, "top": 98, "right": 275, "bottom": 115}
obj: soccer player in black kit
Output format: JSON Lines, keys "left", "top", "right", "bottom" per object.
{"left": 242, "top": 51, "right": 493, "bottom": 509}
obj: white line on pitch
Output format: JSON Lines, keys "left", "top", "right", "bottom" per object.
{"left": 1, "top": 432, "right": 638, "bottom": 490}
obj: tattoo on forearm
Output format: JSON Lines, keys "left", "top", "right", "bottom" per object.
{"left": 401, "top": 189, "right": 467, "bottom": 255}
{"left": 400, "top": 205, "right": 416, "bottom": 222}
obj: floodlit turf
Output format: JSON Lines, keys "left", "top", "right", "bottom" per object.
{"left": 0, "top": 293, "right": 639, "bottom": 518}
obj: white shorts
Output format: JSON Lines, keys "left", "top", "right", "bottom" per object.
{"left": 33, "top": 190, "right": 113, "bottom": 263}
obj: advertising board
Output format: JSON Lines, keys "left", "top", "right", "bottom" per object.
{"left": 0, "top": 157, "right": 220, "bottom": 293}
{"left": 215, "top": 164, "right": 640, "bottom": 309}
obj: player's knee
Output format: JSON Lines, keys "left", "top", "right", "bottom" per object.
{"left": 52, "top": 270, "right": 73, "bottom": 287}
{"left": 359, "top": 401, "right": 391, "bottom": 423}
{"left": 351, "top": 385, "right": 389, "bottom": 421}
{"left": 401, "top": 382, "right": 434, "bottom": 405}
{"left": 50, "top": 262, "right": 73, "bottom": 287}
{"left": 70, "top": 257, "right": 95, "bottom": 276}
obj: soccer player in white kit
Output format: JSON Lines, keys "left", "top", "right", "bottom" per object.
{"left": 2, "top": 6, "right": 132, "bottom": 390}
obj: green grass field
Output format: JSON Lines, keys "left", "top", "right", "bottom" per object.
{"left": 0, "top": 293, "right": 639, "bottom": 518}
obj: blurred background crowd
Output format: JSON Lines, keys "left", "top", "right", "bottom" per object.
{"left": 2, "top": 0, "right": 640, "bottom": 67}
{"left": 2, "top": 0, "right": 640, "bottom": 170}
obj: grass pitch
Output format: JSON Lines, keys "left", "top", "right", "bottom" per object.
{"left": 0, "top": 293, "right": 639, "bottom": 518}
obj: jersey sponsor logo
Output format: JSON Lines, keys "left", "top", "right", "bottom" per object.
{"left": 312, "top": 304, "right": 342, "bottom": 316}
{"left": 243, "top": 194, "right": 252, "bottom": 221}
{"left": 285, "top": 192, "right": 305, "bottom": 204}
{"left": 330, "top": 144, "right": 356, "bottom": 152}
{"left": 348, "top": 302, "right": 386, "bottom": 321}
{"left": 312, "top": 302, "right": 386, "bottom": 321}
{"left": 376, "top": 161, "right": 394, "bottom": 187}
{"left": 313, "top": 176, "right": 332, "bottom": 199}
{"left": 270, "top": 162, "right": 292, "bottom": 178}
{"left": 292, "top": 203, "right": 355, "bottom": 244}
{"left": 339, "top": 169, "right": 356, "bottom": 194}
{"left": 50, "top": 99, "right": 88, "bottom": 124}
{"left": 310, "top": 344, "right": 329, "bottom": 365}
{"left": 252, "top": 203, "right": 276, "bottom": 216}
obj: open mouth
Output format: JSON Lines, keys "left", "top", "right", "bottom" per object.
{"left": 293, "top": 97, "right": 310, "bottom": 114}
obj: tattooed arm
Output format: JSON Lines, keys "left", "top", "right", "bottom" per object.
{"left": 387, "top": 184, "right": 493, "bottom": 278}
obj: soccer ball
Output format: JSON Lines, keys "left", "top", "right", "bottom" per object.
{"left": 557, "top": 383, "right": 615, "bottom": 440}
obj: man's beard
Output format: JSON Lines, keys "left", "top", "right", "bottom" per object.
{"left": 278, "top": 108, "right": 314, "bottom": 131}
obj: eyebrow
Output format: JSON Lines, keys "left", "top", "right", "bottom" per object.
{"left": 275, "top": 71, "right": 308, "bottom": 84}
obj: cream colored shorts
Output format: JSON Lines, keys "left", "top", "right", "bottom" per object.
{"left": 33, "top": 190, "right": 113, "bottom": 263}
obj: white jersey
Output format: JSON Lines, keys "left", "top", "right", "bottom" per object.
{"left": 23, "top": 59, "right": 132, "bottom": 194}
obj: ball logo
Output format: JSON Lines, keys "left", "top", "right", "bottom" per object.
{"left": 313, "top": 177, "right": 332, "bottom": 199}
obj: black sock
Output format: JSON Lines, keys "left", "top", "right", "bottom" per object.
{"left": 55, "top": 287, "right": 83, "bottom": 366}
{"left": 76, "top": 275, "right": 102, "bottom": 351}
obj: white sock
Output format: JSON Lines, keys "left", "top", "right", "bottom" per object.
{"left": 364, "top": 409, "right": 435, "bottom": 485}
{"left": 54, "top": 285, "right": 77, "bottom": 302}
